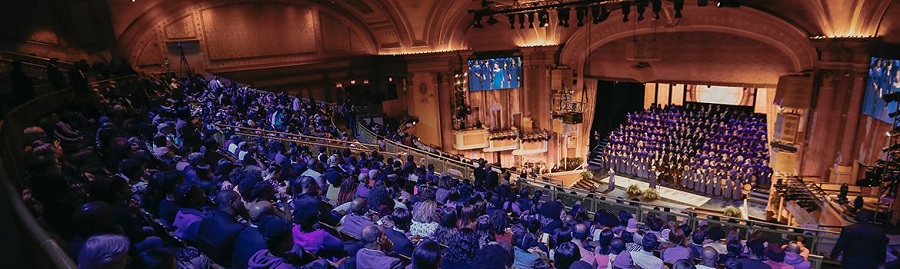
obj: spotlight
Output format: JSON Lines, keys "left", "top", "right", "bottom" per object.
{"left": 717, "top": 0, "right": 741, "bottom": 7}
{"left": 890, "top": 110, "right": 900, "bottom": 118}
{"left": 698, "top": 0, "right": 709, "bottom": 6}
{"left": 557, "top": 7, "right": 571, "bottom": 27}
{"left": 528, "top": 12, "right": 535, "bottom": 28}
{"left": 651, "top": 0, "right": 662, "bottom": 20}
{"left": 518, "top": 13, "right": 526, "bottom": 29}
{"left": 473, "top": 15, "right": 484, "bottom": 28}
{"left": 883, "top": 143, "right": 900, "bottom": 153}
{"left": 883, "top": 91, "right": 900, "bottom": 103}
{"left": 636, "top": 0, "right": 647, "bottom": 21}
{"left": 480, "top": 0, "right": 493, "bottom": 7}
{"left": 508, "top": 14, "right": 516, "bottom": 29}
{"left": 591, "top": 6, "right": 609, "bottom": 24}
{"left": 575, "top": 6, "right": 586, "bottom": 27}
{"left": 622, "top": 3, "right": 631, "bottom": 22}
{"left": 487, "top": 15, "right": 498, "bottom": 25}
{"left": 674, "top": 0, "right": 684, "bottom": 18}
{"left": 538, "top": 10, "right": 550, "bottom": 27}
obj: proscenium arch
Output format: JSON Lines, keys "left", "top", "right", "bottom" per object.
{"left": 559, "top": 5, "right": 817, "bottom": 84}
{"left": 118, "top": 0, "right": 379, "bottom": 64}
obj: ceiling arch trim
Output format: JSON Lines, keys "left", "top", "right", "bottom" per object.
{"left": 560, "top": 6, "right": 817, "bottom": 75}
{"left": 118, "top": 0, "right": 380, "bottom": 57}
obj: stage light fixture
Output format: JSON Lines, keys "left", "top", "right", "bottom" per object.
{"left": 518, "top": 13, "right": 526, "bottom": 29}
{"left": 591, "top": 5, "right": 609, "bottom": 24}
{"left": 883, "top": 92, "right": 900, "bottom": 103}
{"left": 674, "top": 0, "right": 684, "bottom": 18}
{"left": 575, "top": 6, "right": 586, "bottom": 27}
{"left": 487, "top": 15, "right": 498, "bottom": 25}
{"left": 508, "top": 14, "right": 516, "bottom": 29}
{"left": 651, "top": 0, "right": 662, "bottom": 20}
{"left": 538, "top": 10, "right": 550, "bottom": 27}
{"left": 890, "top": 110, "right": 900, "bottom": 118}
{"left": 636, "top": 0, "right": 647, "bottom": 21}
{"left": 473, "top": 15, "right": 484, "bottom": 28}
{"left": 717, "top": 0, "right": 741, "bottom": 7}
{"left": 698, "top": 0, "right": 709, "bottom": 6}
{"left": 557, "top": 7, "right": 571, "bottom": 27}
{"left": 622, "top": 3, "right": 631, "bottom": 22}
{"left": 528, "top": 12, "right": 536, "bottom": 28}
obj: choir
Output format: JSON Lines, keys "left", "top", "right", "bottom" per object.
{"left": 596, "top": 103, "right": 772, "bottom": 201}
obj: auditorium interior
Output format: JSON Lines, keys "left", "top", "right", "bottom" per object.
{"left": 3, "top": 0, "right": 900, "bottom": 268}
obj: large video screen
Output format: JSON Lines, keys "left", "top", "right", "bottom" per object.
{"left": 863, "top": 57, "right": 900, "bottom": 122}
{"left": 467, "top": 57, "right": 522, "bottom": 91}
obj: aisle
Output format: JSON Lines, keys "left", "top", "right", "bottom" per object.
{"left": 599, "top": 174, "right": 712, "bottom": 207}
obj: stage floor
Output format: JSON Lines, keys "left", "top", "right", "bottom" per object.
{"left": 585, "top": 174, "right": 768, "bottom": 219}
{"left": 599, "top": 175, "right": 711, "bottom": 207}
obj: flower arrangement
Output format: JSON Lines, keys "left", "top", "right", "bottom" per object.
{"left": 626, "top": 184, "right": 643, "bottom": 197}
{"left": 723, "top": 206, "right": 742, "bottom": 218}
{"left": 580, "top": 169, "right": 594, "bottom": 181}
{"left": 642, "top": 188, "right": 659, "bottom": 201}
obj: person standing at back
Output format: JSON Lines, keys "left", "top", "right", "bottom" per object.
{"left": 830, "top": 211, "right": 888, "bottom": 269}
{"left": 10, "top": 60, "right": 34, "bottom": 106}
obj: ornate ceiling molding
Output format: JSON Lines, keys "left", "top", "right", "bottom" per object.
{"left": 559, "top": 5, "right": 818, "bottom": 77}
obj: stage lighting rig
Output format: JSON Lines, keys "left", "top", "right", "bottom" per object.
{"left": 538, "top": 10, "right": 551, "bottom": 27}
{"left": 469, "top": 0, "right": 666, "bottom": 29}
{"left": 508, "top": 14, "right": 516, "bottom": 29}
{"left": 674, "top": 0, "right": 684, "bottom": 18}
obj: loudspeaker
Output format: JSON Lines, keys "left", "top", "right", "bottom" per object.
{"left": 625, "top": 40, "right": 661, "bottom": 61}
{"left": 629, "top": 62, "right": 655, "bottom": 82}
{"left": 559, "top": 112, "right": 584, "bottom": 124}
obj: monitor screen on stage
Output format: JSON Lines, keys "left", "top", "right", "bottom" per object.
{"left": 467, "top": 57, "right": 522, "bottom": 91}
{"left": 862, "top": 57, "right": 900, "bottom": 123}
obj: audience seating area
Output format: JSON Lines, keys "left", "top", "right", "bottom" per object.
{"left": 0, "top": 68, "right": 879, "bottom": 269}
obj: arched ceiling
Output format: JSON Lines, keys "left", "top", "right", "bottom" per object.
{"left": 586, "top": 31, "right": 795, "bottom": 85}
{"left": 108, "top": 0, "right": 898, "bottom": 62}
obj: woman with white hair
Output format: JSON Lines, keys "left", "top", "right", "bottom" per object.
{"left": 78, "top": 234, "right": 130, "bottom": 269}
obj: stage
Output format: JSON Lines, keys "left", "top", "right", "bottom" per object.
{"left": 578, "top": 173, "right": 768, "bottom": 220}
{"left": 599, "top": 174, "right": 711, "bottom": 207}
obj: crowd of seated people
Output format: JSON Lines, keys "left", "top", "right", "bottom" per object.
{"left": 15, "top": 70, "right": 892, "bottom": 269}
{"left": 596, "top": 103, "right": 772, "bottom": 200}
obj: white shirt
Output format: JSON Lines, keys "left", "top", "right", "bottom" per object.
{"left": 631, "top": 250, "right": 665, "bottom": 269}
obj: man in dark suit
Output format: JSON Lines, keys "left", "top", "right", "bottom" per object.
{"left": 830, "top": 211, "right": 888, "bottom": 269}
{"left": 383, "top": 209, "right": 413, "bottom": 257}
{"left": 232, "top": 201, "right": 282, "bottom": 269}
{"left": 473, "top": 161, "right": 487, "bottom": 188}
{"left": 195, "top": 190, "right": 247, "bottom": 267}
{"left": 485, "top": 163, "right": 500, "bottom": 190}
{"left": 10, "top": 60, "right": 34, "bottom": 106}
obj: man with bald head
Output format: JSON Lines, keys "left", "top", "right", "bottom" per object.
{"left": 339, "top": 198, "right": 373, "bottom": 239}
{"left": 293, "top": 176, "right": 338, "bottom": 226}
{"left": 571, "top": 223, "right": 597, "bottom": 267}
{"left": 232, "top": 201, "right": 284, "bottom": 268}
{"left": 696, "top": 246, "right": 718, "bottom": 269}
{"left": 356, "top": 224, "right": 402, "bottom": 269}
{"left": 196, "top": 190, "right": 247, "bottom": 266}
{"left": 783, "top": 243, "right": 810, "bottom": 269}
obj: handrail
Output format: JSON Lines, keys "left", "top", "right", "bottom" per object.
{"left": 2, "top": 50, "right": 75, "bottom": 66}
{"left": 215, "top": 124, "right": 380, "bottom": 151}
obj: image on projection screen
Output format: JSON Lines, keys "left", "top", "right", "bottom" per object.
{"left": 862, "top": 57, "right": 900, "bottom": 123}
{"left": 467, "top": 57, "right": 522, "bottom": 91}
{"left": 685, "top": 85, "right": 754, "bottom": 106}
